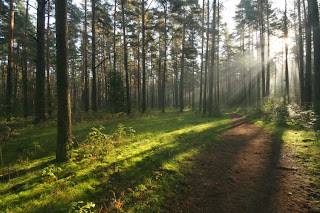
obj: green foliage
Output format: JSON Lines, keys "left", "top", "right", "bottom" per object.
{"left": 41, "top": 165, "right": 62, "bottom": 181}
{"left": 0, "top": 119, "right": 20, "bottom": 142}
{"left": 70, "top": 201, "right": 96, "bottom": 213}
{"left": 73, "top": 124, "right": 135, "bottom": 160}
{"left": 287, "top": 104, "right": 317, "bottom": 129}
{"left": 113, "top": 123, "right": 136, "bottom": 140}
{"left": 245, "top": 98, "right": 319, "bottom": 130}
{"left": 244, "top": 98, "right": 289, "bottom": 126}
{"left": 74, "top": 126, "right": 114, "bottom": 159}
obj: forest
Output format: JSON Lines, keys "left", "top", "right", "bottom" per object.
{"left": 0, "top": 0, "right": 320, "bottom": 212}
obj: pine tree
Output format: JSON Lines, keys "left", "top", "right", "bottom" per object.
{"left": 35, "top": 0, "right": 47, "bottom": 122}
{"left": 56, "top": 0, "right": 71, "bottom": 162}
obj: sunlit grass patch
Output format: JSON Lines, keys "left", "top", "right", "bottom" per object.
{"left": 0, "top": 110, "right": 230, "bottom": 212}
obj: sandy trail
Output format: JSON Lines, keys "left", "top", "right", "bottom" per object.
{"left": 169, "top": 113, "right": 315, "bottom": 213}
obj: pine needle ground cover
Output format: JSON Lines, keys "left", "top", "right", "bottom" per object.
{"left": 0, "top": 110, "right": 230, "bottom": 212}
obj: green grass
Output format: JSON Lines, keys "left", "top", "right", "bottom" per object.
{"left": 0, "top": 109, "right": 230, "bottom": 212}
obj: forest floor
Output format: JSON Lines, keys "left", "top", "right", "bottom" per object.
{"left": 1, "top": 111, "right": 319, "bottom": 212}
{"left": 0, "top": 110, "right": 231, "bottom": 212}
{"left": 168, "top": 113, "right": 320, "bottom": 213}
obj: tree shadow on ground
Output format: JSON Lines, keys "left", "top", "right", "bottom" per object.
{"left": 1, "top": 112, "right": 230, "bottom": 212}
{"left": 173, "top": 113, "right": 288, "bottom": 213}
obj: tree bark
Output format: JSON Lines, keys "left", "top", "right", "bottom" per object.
{"left": 304, "top": 0, "right": 312, "bottom": 107}
{"left": 192, "top": 60, "right": 195, "bottom": 110}
{"left": 142, "top": 0, "right": 146, "bottom": 113}
{"left": 179, "top": 13, "right": 186, "bottom": 113}
{"left": 174, "top": 51, "right": 178, "bottom": 108}
{"left": 113, "top": 0, "right": 117, "bottom": 71}
{"left": 216, "top": 0, "right": 220, "bottom": 112}
{"left": 6, "top": 0, "right": 14, "bottom": 117}
{"left": 162, "top": 3, "right": 167, "bottom": 113}
{"left": 84, "top": 0, "right": 89, "bottom": 112}
{"left": 266, "top": 0, "right": 271, "bottom": 97}
{"left": 284, "top": 0, "right": 290, "bottom": 104}
{"left": 56, "top": 0, "right": 71, "bottom": 162}
{"left": 72, "top": 50, "right": 77, "bottom": 111}
{"left": 91, "top": 0, "right": 97, "bottom": 112}
{"left": 158, "top": 39, "right": 161, "bottom": 109}
{"left": 47, "top": 0, "right": 52, "bottom": 116}
{"left": 203, "top": 0, "right": 210, "bottom": 114}
{"left": 208, "top": 0, "right": 216, "bottom": 117}
{"left": 23, "top": 0, "right": 29, "bottom": 117}
{"left": 298, "top": 0, "right": 305, "bottom": 105}
{"left": 309, "top": 0, "right": 320, "bottom": 120}
{"left": 121, "top": 0, "right": 131, "bottom": 115}
{"left": 14, "top": 44, "right": 20, "bottom": 108}
{"left": 35, "top": 0, "right": 47, "bottom": 122}
{"left": 199, "top": 0, "right": 205, "bottom": 111}
{"left": 137, "top": 35, "right": 141, "bottom": 111}
{"left": 259, "top": 0, "right": 266, "bottom": 98}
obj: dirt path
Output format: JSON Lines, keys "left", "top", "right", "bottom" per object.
{"left": 169, "top": 113, "right": 317, "bottom": 213}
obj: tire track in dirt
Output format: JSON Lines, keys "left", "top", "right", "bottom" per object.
{"left": 169, "top": 113, "right": 314, "bottom": 213}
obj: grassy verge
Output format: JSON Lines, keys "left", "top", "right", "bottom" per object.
{"left": 0, "top": 109, "right": 230, "bottom": 212}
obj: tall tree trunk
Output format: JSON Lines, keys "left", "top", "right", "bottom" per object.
{"left": 1, "top": 64, "right": 4, "bottom": 116}
{"left": 151, "top": 56, "right": 154, "bottom": 108}
{"left": 208, "top": 0, "right": 216, "bottom": 117}
{"left": 121, "top": 0, "right": 130, "bottom": 115}
{"left": 216, "top": 0, "right": 220, "bottom": 112}
{"left": 91, "top": 0, "right": 97, "bottom": 112}
{"left": 255, "top": 27, "right": 260, "bottom": 102}
{"left": 47, "top": 0, "right": 52, "bottom": 116}
{"left": 84, "top": 0, "right": 89, "bottom": 112}
{"left": 72, "top": 50, "right": 77, "bottom": 111}
{"left": 266, "top": 0, "right": 271, "bottom": 96}
{"left": 192, "top": 60, "right": 195, "bottom": 110}
{"left": 298, "top": 0, "right": 305, "bottom": 105}
{"left": 113, "top": 0, "right": 117, "bottom": 71}
{"left": 137, "top": 35, "right": 141, "bottom": 111}
{"left": 248, "top": 28, "right": 252, "bottom": 104}
{"left": 199, "top": 0, "right": 205, "bottom": 111}
{"left": 259, "top": 0, "right": 266, "bottom": 98}
{"left": 14, "top": 44, "right": 20, "bottom": 108}
{"left": 285, "top": 0, "right": 290, "bottom": 104}
{"left": 142, "top": 0, "right": 146, "bottom": 113}
{"left": 162, "top": 3, "right": 167, "bottom": 113}
{"left": 241, "top": 30, "right": 246, "bottom": 106}
{"left": 304, "top": 0, "right": 312, "bottom": 107}
{"left": 6, "top": 0, "right": 14, "bottom": 117}
{"left": 203, "top": 0, "right": 210, "bottom": 114}
{"left": 309, "top": 0, "right": 320, "bottom": 121}
{"left": 35, "top": 0, "right": 46, "bottom": 122}
{"left": 174, "top": 51, "right": 178, "bottom": 108}
{"left": 158, "top": 39, "right": 161, "bottom": 108}
{"left": 23, "top": 0, "right": 29, "bottom": 117}
{"left": 179, "top": 13, "right": 186, "bottom": 113}
{"left": 55, "top": 0, "right": 71, "bottom": 162}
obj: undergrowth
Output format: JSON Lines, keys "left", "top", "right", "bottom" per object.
{"left": 0, "top": 109, "right": 230, "bottom": 212}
